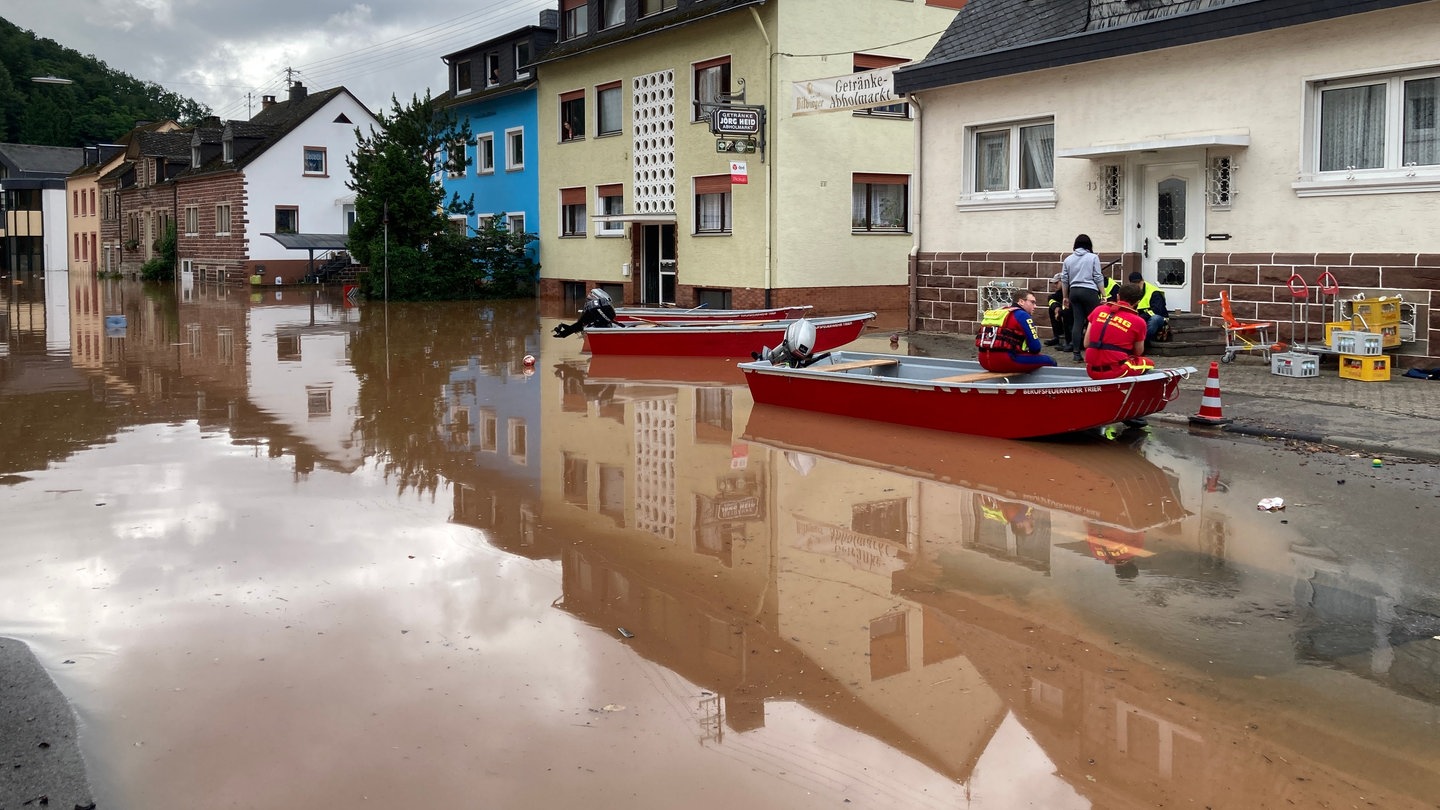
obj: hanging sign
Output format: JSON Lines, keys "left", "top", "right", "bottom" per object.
{"left": 792, "top": 64, "right": 909, "bottom": 115}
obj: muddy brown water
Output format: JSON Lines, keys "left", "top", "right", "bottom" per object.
{"left": 2, "top": 275, "right": 1439, "bottom": 809}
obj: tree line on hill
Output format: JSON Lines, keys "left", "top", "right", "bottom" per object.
{"left": 0, "top": 16, "right": 210, "bottom": 147}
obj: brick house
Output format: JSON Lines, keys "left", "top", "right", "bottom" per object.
{"left": 97, "top": 129, "right": 192, "bottom": 275}
{"left": 175, "top": 82, "right": 379, "bottom": 284}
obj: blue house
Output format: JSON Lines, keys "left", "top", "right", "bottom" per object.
{"left": 437, "top": 11, "right": 558, "bottom": 263}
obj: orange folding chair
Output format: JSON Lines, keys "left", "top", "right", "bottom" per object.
{"left": 1200, "top": 289, "right": 1279, "bottom": 363}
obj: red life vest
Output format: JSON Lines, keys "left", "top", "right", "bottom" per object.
{"left": 975, "top": 306, "right": 1025, "bottom": 353}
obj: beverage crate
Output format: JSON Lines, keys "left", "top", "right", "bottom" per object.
{"left": 1339, "top": 354, "right": 1391, "bottom": 382}
{"left": 1270, "top": 352, "right": 1319, "bottom": 378}
{"left": 1329, "top": 330, "right": 1383, "bottom": 356}
{"left": 1323, "top": 321, "right": 1352, "bottom": 346}
{"left": 1378, "top": 323, "right": 1401, "bottom": 348}
{"left": 1348, "top": 297, "right": 1402, "bottom": 327}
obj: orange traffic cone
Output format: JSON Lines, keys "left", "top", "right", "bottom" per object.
{"left": 1189, "top": 361, "right": 1232, "bottom": 426}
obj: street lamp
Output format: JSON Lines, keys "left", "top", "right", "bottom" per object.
{"left": 31, "top": 76, "right": 74, "bottom": 85}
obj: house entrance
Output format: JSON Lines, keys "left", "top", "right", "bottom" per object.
{"left": 640, "top": 224, "right": 676, "bottom": 306}
{"left": 1138, "top": 160, "right": 1202, "bottom": 311}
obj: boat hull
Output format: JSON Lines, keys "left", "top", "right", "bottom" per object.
{"left": 613, "top": 305, "right": 811, "bottom": 324}
{"left": 739, "top": 351, "right": 1193, "bottom": 439}
{"left": 583, "top": 313, "right": 875, "bottom": 358}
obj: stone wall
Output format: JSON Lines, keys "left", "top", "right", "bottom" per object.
{"left": 914, "top": 250, "right": 1439, "bottom": 366}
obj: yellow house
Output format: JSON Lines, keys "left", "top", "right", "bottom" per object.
{"left": 535, "top": 0, "right": 963, "bottom": 315}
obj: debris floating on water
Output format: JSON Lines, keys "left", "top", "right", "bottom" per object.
{"left": 617, "top": 627, "right": 634, "bottom": 639}
{"left": 1256, "top": 497, "right": 1285, "bottom": 512}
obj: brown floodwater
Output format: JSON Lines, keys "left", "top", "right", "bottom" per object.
{"left": 2, "top": 274, "right": 1439, "bottom": 809}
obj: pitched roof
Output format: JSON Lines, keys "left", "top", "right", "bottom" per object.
{"left": 179, "top": 85, "right": 372, "bottom": 179}
{"left": 0, "top": 143, "right": 85, "bottom": 177}
{"left": 535, "top": 0, "right": 765, "bottom": 64}
{"left": 896, "top": 0, "right": 1432, "bottom": 94}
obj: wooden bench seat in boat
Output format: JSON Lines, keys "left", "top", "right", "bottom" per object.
{"left": 932, "top": 370, "right": 1027, "bottom": 384}
{"left": 813, "top": 358, "right": 900, "bottom": 372}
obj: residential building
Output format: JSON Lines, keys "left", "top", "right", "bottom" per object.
{"left": 0, "top": 143, "right": 84, "bottom": 274}
{"left": 175, "top": 83, "right": 379, "bottom": 284}
{"left": 895, "top": 0, "right": 1440, "bottom": 365}
{"left": 437, "top": 11, "right": 558, "bottom": 260}
{"left": 534, "top": 0, "right": 962, "bottom": 312}
{"left": 96, "top": 128, "right": 194, "bottom": 275}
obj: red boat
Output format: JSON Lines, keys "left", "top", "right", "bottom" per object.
{"left": 582, "top": 312, "right": 876, "bottom": 358}
{"left": 612, "top": 305, "right": 812, "bottom": 324}
{"left": 739, "top": 350, "right": 1194, "bottom": 439}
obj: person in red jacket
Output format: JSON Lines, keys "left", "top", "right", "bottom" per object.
{"left": 1084, "top": 283, "right": 1155, "bottom": 381}
{"left": 975, "top": 290, "right": 1056, "bottom": 373}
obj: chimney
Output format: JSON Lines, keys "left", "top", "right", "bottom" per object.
{"left": 288, "top": 82, "right": 308, "bottom": 102}
{"left": 262, "top": 95, "right": 277, "bottom": 110}
{"left": 538, "top": 8, "right": 558, "bottom": 29}
{"left": 201, "top": 115, "right": 221, "bottom": 129}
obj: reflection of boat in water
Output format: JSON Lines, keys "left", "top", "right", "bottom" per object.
{"left": 583, "top": 354, "right": 747, "bottom": 386}
{"left": 742, "top": 405, "right": 1189, "bottom": 532}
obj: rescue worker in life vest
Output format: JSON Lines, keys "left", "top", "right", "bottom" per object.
{"left": 1127, "top": 271, "right": 1169, "bottom": 348}
{"left": 1085, "top": 283, "right": 1155, "bottom": 380}
{"left": 976, "top": 290, "right": 1057, "bottom": 373}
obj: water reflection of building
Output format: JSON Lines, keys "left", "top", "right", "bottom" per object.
{"left": 536, "top": 357, "right": 1439, "bottom": 807}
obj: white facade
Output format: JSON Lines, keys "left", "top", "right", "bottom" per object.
{"left": 41, "top": 187, "right": 72, "bottom": 272}
{"left": 245, "top": 92, "right": 377, "bottom": 262}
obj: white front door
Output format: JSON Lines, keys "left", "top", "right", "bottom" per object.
{"left": 1139, "top": 161, "right": 1203, "bottom": 311}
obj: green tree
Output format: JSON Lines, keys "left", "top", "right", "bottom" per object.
{"left": 347, "top": 92, "right": 490, "bottom": 301}
{"left": 472, "top": 214, "right": 539, "bottom": 298}
{"left": 139, "top": 222, "right": 177, "bottom": 282}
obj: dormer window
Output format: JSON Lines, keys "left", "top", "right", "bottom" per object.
{"left": 191, "top": 144, "right": 201, "bottom": 167}
{"left": 485, "top": 53, "right": 501, "bottom": 87}
{"left": 223, "top": 137, "right": 234, "bottom": 163}
{"left": 456, "top": 60, "right": 472, "bottom": 94}
{"left": 515, "top": 42, "right": 532, "bottom": 79}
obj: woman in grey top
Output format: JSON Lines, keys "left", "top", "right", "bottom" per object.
{"left": 1060, "top": 233, "right": 1104, "bottom": 362}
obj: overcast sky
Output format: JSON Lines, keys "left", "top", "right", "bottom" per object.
{"left": 2, "top": 0, "right": 554, "bottom": 120}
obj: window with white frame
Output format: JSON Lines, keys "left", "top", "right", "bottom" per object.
{"left": 562, "top": 0, "right": 588, "bottom": 39}
{"left": 507, "top": 213, "right": 525, "bottom": 235}
{"left": 505, "top": 128, "right": 524, "bottom": 170}
{"left": 449, "top": 215, "right": 469, "bottom": 236}
{"left": 852, "top": 173, "right": 909, "bottom": 232}
{"left": 597, "top": 82, "right": 622, "bottom": 136}
{"left": 597, "top": 184, "right": 624, "bottom": 235}
{"left": 515, "top": 42, "right": 532, "bottom": 79}
{"left": 184, "top": 205, "right": 199, "bottom": 236}
{"left": 560, "top": 91, "right": 585, "bottom": 141}
{"left": 694, "top": 175, "right": 732, "bottom": 234}
{"left": 959, "top": 118, "right": 1056, "bottom": 209}
{"left": 561, "top": 187, "right": 586, "bottom": 236}
{"left": 693, "top": 57, "right": 730, "bottom": 121}
{"left": 485, "top": 53, "right": 500, "bottom": 87}
{"left": 446, "top": 139, "right": 467, "bottom": 178}
{"left": 456, "top": 60, "right": 472, "bottom": 93}
{"left": 1298, "top": 69, "right": 1439, "bottom": 194}
{"left": 303, "top": 146, "right": 327, "bottom": 175}
{"left": 216, "top": 203, "right": 232, "bottom": 236}
{"left": 477, "top": 133, "right": 495, "bottom": 174}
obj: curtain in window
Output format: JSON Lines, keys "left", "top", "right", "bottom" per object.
{"left": 599, "top": 87, "right": 621, "bottom": 134}
{"left": 976, "top": 131, "right": 1008, "bottom": 192}
{"left": 697, "top": 192, "right": 729, "bottom": 231}
{"left": 1320, "top": 84, "right": 1385, "bottom": 171}
{"left": 603, "top": 0, "right": 624, "bottom": 27}
{"left": 1403, "top": 77, "right": 1439, "bottom": 167}
{"left": 1020, "top": 123, "right": 1054, "bottom": 189}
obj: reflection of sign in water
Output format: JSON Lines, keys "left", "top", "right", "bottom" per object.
{"left": 792, "top": 518, "right": 905, "bottom": 575}
{"left": 717, "top": 495, "right": 758, "bottom": 520}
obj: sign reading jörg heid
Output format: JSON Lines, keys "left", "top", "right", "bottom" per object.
{"left": 712, "top": 107, "right": 761, "bottom": 135}
{"left": 791, "top": 65, "right": 908, "bottom": 115}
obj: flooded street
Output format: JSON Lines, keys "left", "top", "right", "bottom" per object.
{"left": 3, "top": 274, "right": 1439, "bottom": 809}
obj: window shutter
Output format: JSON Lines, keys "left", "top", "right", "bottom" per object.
{"left": 560, "top": 89, "right": 584, "bottom": 103}
{"left": 560, "top": 187, "right": 586, "bottom": 205}
{"left": 597, "top": 183, "right": 623, "bottom": 197}
{"left": 694, "top": 175, "right": 731, "bottom": 195}
{"left": 853, "top": 172, "right": 908, "bottom": 185}
{"left": 853, "top": 53, "right": 907, "bottom": 71}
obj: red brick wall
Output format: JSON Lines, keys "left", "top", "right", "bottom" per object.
{"left": 176, "top": 173, "right": 249, "bottom": 284}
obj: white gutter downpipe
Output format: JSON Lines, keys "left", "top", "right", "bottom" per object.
{"left": 748, "top": 5, "right": 773, "bottom": 305}
{"left": 908, "top": 93, "right": 924, "bottom": 333}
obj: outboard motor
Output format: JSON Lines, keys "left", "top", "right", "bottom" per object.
{"left": 752, "top": 318, "right": 826, "bottom": 367}
{"left": 553, "top": 288, "right": 624, "bottom": 337}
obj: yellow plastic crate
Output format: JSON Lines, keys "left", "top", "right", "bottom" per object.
{"left": 1349, "top": 297, "right": 1402, "bottom": 327}
{"left": 1339, "top": 354, "right": 1390, "bottom": 382}
{"left": 1378, "top": 323, "right": 1401, "bottom": 348}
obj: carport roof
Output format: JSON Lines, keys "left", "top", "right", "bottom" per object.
{"left": 263, "top": 232, "right": 349, "bottom": 250}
